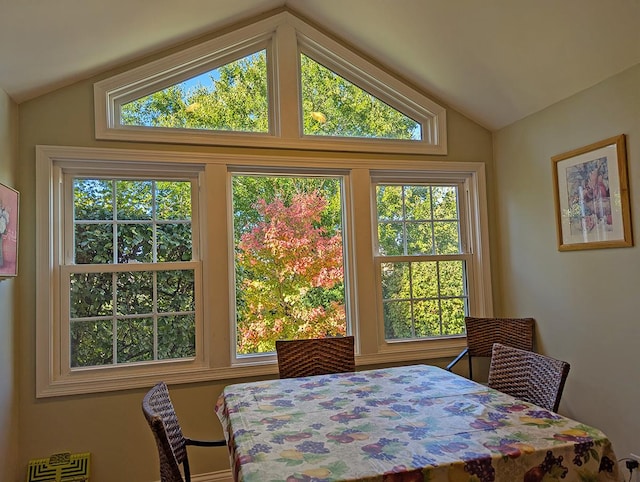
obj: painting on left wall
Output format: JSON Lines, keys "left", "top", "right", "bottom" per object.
{"left": 0, "top": 182, "right": 19, "bottom": 277}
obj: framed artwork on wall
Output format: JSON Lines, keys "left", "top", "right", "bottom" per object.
{"left": 0, "top": 182, "right": 19, "bottom": 277}
{"left": 552, "top": 134, "right": 632, "bottom": 251}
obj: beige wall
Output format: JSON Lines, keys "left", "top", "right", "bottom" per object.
{"left": 15, "top": 63, "right": 493, "bottom": 479}
{"left": 493, "top": 63, "right": 640, "bottom": 461}
{"left": 0, "top": 88, "right": 19, "bottom": 481}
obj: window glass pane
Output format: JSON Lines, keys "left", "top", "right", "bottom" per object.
{"left": 158, "top": 315, "right": 196, "bottom": 359}
{"left": 74, "top": 224, "right": 114, "bottom": 264}
{"left": 157, "top": 223, "right": 192, "bottom": 262}
{"left": 383, "top": 301, "right": 412, "bottom": 339}
{"left": 376, "top": 185, "right": 403, "bottom": 220}
{"left": 381, "top": 262, "right": 409, "bottom": 300}
{"left": 414, "top": 299, "right": 440, "bottom": 336}
{"left": 117, "top": 224, "right": 153, "bottom": 263}
{"left": 411, "top": 262, "right": 438, "bottom": 298}
{"left": 70, "top": 319, "right": 113, "bottom": 367}
{"left": 74, "top": 179, "right": 112, "bottom": 220}
{"left": 120, "top": 51, "right": 269, "bottom": 133}
{"left": 441, "top": 298, "right": 466, "bottom": 335}
{"left": 70, "top": 273, "right": 113, "bottom": 318}
{"left": 117, "top": 271, "right": 153, "bottom": 315}
{"left": 301, "top": 54, "right": 421, "bottom": 140}
{"left": 404, "top": 185, "right": 431, "bottom": 220}
{"left": 432, "top": 186, "right": 458, "bottom": 219}
{"left": 434, "top": 222, "right": 460, "bottom": 254}
{"left": 156, "top": 181, "right": 191, "bottom": 220}
{"left": 232, "top": 174, "right": 346, "bottom": 356}
{"left": 406, "top": 223, "right": 433, "bottom": 255}
{"left": 157, "top": 270, "right": 195, "bottom": 312}
{"left": 378, "top": 222, "right": 403, "bottom": 256}
{"left": 439, "top": 261, "right": 465, "bottom": 297}
{"left": 117, "top": 317, "right": 154, "bottom": 363}
{"left": 117, "top": 180, "right": 152, "bottom": 220}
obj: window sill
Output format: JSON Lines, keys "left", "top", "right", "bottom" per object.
{"left": 36, "top": 338, "right": 467, "bottom": 398}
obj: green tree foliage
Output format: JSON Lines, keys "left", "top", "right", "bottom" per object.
{"left": 376, "top": 185, "right": 466, "bottom": 340}
{"left": 121, "top": 52, "right": 268, "bottom": 132}
{"left": 120, "top": 50, "right": 419, "bottom": 140}
{"left": 70, "top": 180, "right": 195, "bottom": 367}
{"left": 300, "top": 54, "right": 420, "bottom": 139}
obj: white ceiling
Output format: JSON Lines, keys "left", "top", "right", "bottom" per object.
{"left": 1, "top": 0, "right": 639, "bottom": 130}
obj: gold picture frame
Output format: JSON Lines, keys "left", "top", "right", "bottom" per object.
{"left": 552, "top": 134, "right": 632, "bottom": 251}
{"left": 0, "top": 182, "right": 19, "bottom": 277}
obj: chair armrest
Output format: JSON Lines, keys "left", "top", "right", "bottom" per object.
{"left": 185, "top": 438, "right": 226, "bottom": 447}
{"left": 445, "top": 348, "right": 469, "bottom": 371}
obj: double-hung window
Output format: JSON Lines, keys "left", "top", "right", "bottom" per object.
{"left": 68, "top": 177, "right": 199, "bottom": 368}
{"left": 37, "top": 157, "right": 206, "bottom": 396}
{"left": 374, "top": 181, "right": 468, "bottom": 341}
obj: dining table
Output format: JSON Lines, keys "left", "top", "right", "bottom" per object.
{"left": 215, "top": 364, "right": 622, "bottom": 482}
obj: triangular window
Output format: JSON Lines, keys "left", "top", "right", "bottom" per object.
{"left": 300, "top": 54, "right": 421, "bottom": 141}
{"left": 94, "top": 11, "right": 446, "bottom": 154}
{"left": 120, "top": 50, "right": 269, "bottom": 133}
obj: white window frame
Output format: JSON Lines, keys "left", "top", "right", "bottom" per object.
{"left": 370, "top": 175, "right": 481, "bottom": 350}
{"left": 36, "top": 148, "right": 214, "bottom": 397}
{"left": 93, "top": 10, "right": 447, "bottom": 155}
{"left": 36, "top": 147, "right": 489, "bottom": 398}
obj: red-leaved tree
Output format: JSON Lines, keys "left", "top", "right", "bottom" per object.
{"left": 236, "top": 191, "right": 345, "bottom": 354}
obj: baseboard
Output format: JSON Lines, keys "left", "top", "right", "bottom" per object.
{"left": 192, "top": 469, "right": 233, "bottom": 482}
{"left": 156, "top": 469, "right": 233, "bottom": 482}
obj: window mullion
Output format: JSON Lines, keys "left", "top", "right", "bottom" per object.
{"left": 153, "top": 271, "right": 158, "bottom": 361}
{"left": 274, "top": 22, "right": 299, "bottom": 140}
{"left": 112, "top": 272, "right": 118, "bottom": 365}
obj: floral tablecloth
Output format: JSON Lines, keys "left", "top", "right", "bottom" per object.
{"left": 215, "top": 365, "right": 621, "bottom": 482}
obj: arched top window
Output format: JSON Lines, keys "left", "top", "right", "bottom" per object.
{"left": 94, "top": 10, "right": 447, "bottom": 154}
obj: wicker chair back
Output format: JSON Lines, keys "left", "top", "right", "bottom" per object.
{"left": 142, "top": 382, "right": 189, "bottom": 482}
{"left": 465, "top": 317, "right": 535, "bottom": 357}
{"left": 142, "top": 381, "right": 225, "bottom": 482}
{"left": 276, "top": 336, "right": 355, "bottom": 379}
{"left": 446, "top": 317, "right": 535, "bottom": 380}
{"left": 488, "top": 342, "right": 570, "bottom": 412}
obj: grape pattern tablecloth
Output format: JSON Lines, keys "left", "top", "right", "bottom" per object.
{"left": 215, "top": 365, "right": 621, "bottom": 482}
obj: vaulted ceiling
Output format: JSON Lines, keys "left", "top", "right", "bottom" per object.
{"left": 1, "top": 0, "right": 639, "bottom": 130}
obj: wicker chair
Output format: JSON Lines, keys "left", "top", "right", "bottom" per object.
{"left": 488, "top": 342, "right": 570, "bottom": 412}
{"left": 276, "top": 336, "right": 355, "bottom": 378}
{"left": 142, "top": 381, "right": 226, "bottom": 482}
{"left": 446, "top": 317, "right": 535, "bottom": 380}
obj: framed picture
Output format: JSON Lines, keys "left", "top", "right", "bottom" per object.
{"left": 0, "top": 183, "right": 19, "bottom": 277}
{"left": 552, "top": 134, "right": 632, "bottom": 251}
